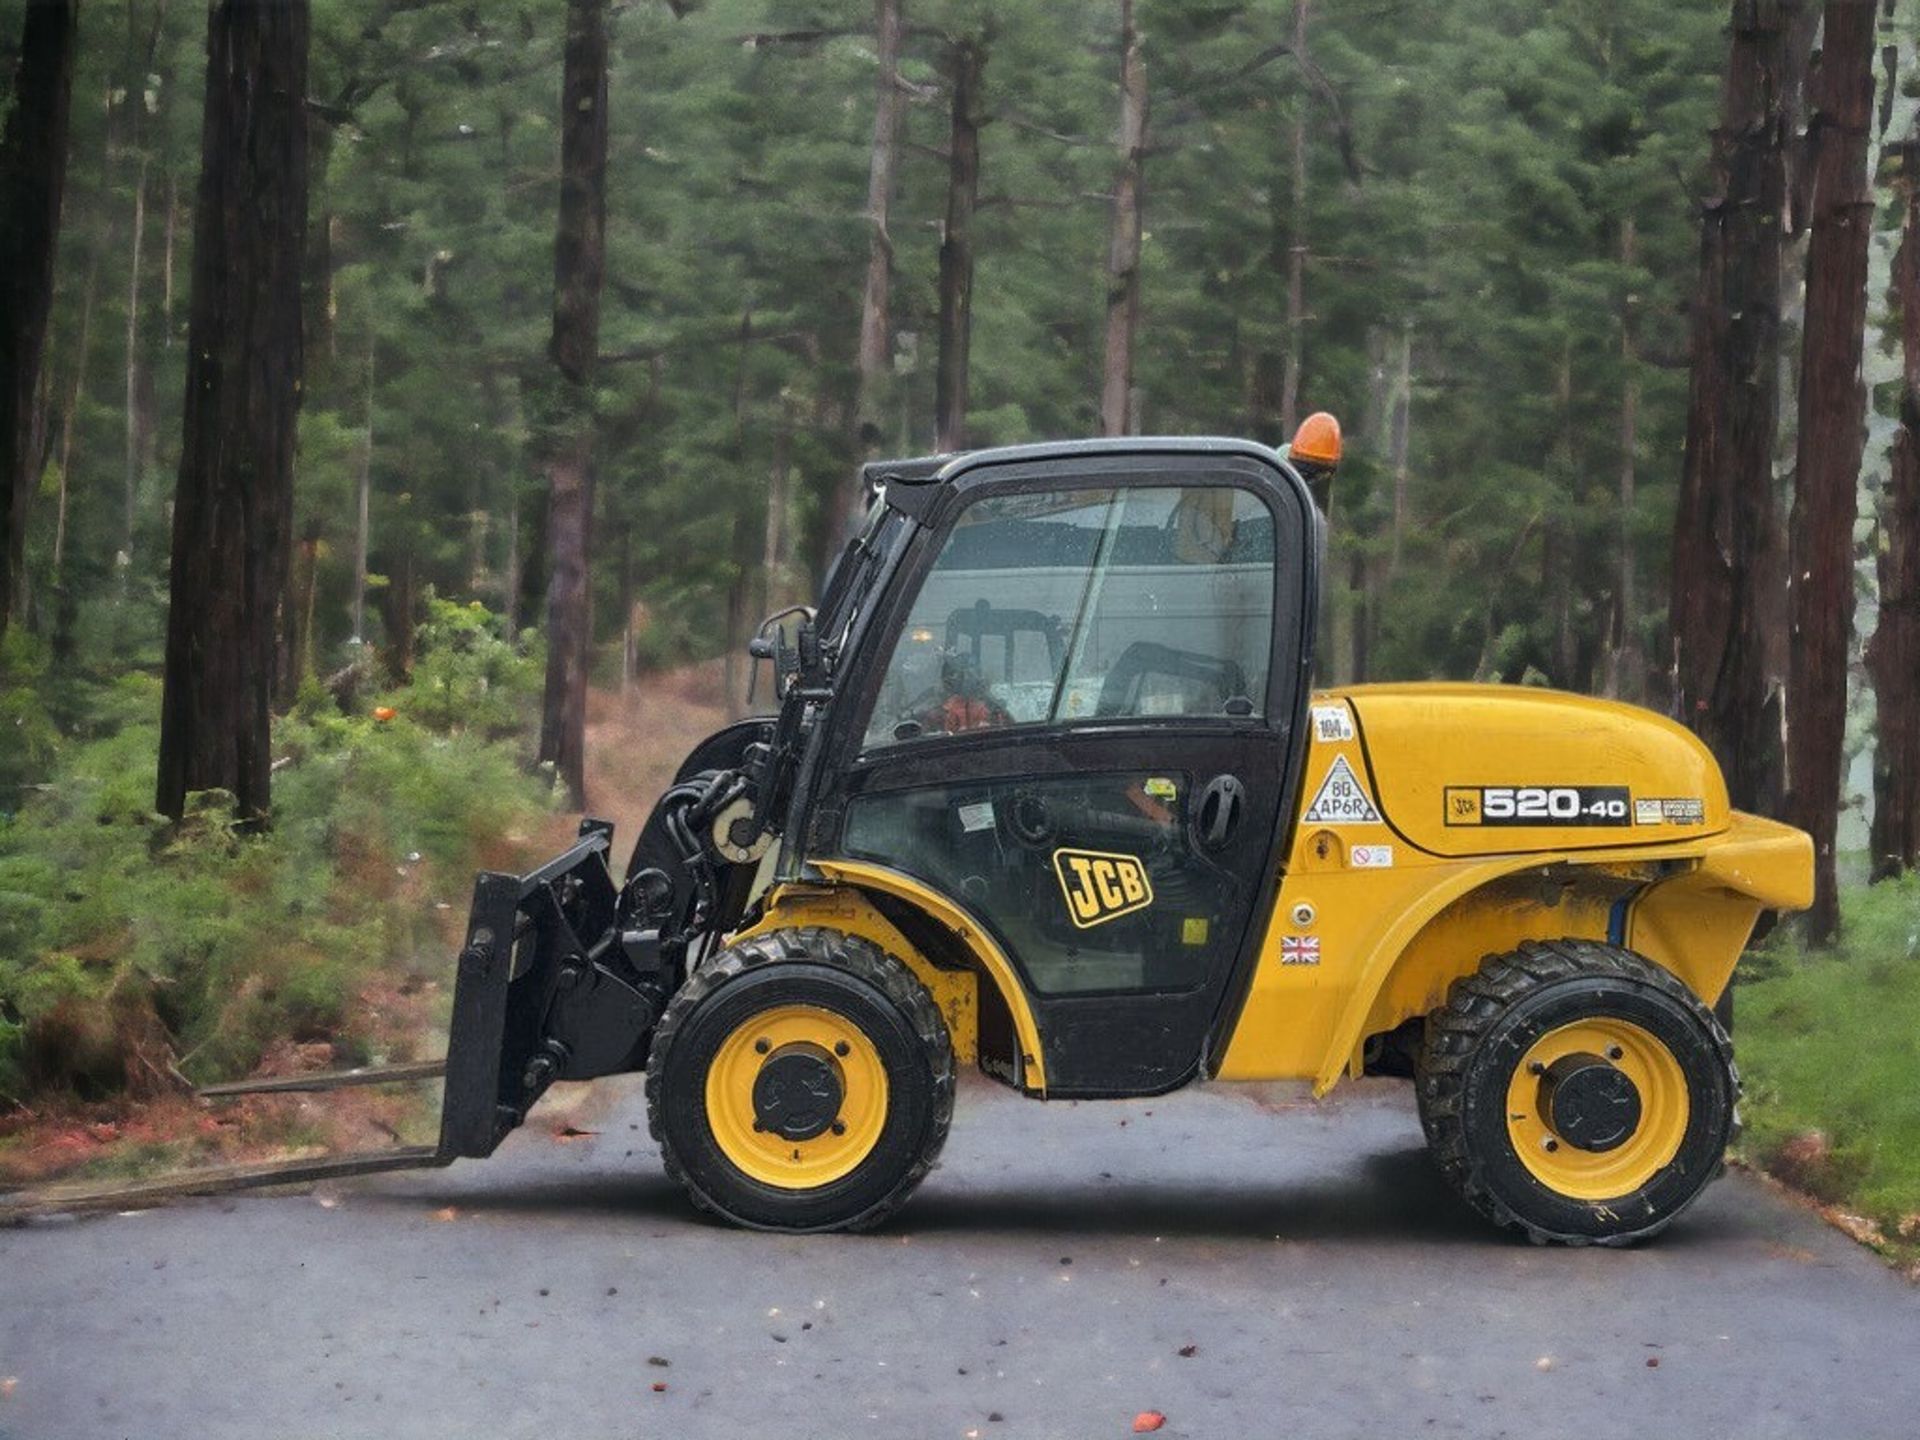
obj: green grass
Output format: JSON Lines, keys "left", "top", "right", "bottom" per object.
{"left": 1736, "top": 875, "right": 1920, "bottom": 1265}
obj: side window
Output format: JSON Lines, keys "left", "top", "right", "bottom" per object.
{"left": 861, "top": 485, "right": 1276, "bottom": 749}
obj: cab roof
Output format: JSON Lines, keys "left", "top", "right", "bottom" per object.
{"left": 862, "top": 435, "right": 1297, "bottom": 491}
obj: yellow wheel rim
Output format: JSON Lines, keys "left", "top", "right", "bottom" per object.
{"left": 1504, "top": 1017, "right": 1690, "bottom": 1201}
{"left": 704, "top": 1003, "right": 890, "bottom": 1189}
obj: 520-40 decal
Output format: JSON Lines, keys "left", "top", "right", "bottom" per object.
{"left": 1444, "top": 784, "right": 1631, "bottom": 827}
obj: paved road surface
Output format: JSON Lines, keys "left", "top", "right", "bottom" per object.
{"left": 4, "top": 1075, "right": 1918, "bottom": 1440}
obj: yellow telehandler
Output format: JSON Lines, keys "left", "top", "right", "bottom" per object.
{"left": 432, "top": 414, "right": 1809, "bottom": 1245}
{"left": 18, "top": 417, "right": 1805, "bottom": 1244}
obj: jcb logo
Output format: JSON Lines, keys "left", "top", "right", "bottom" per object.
{"left": 1053, "top": 848, "right": 1154, "bottom": 928}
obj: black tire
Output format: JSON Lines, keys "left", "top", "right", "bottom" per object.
{"left": 646, "top": 926, "right": 954, "bottom": 1232}
{"left": 1416, "top": 939, "right": 1738, "bottom": 1246}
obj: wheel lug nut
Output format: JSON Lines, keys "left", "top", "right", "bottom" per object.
{"left": 1606, "top": 1046, "right": 1623, "bottom": 1061}
{"left": 754, "top": 1038, "right": 770, "bottom": 1055}
{"left": 1527, "top": 1061, "right": 1545, "bottom": 1076}
{"left": 834, "top": 1041, "right": 851, "bottom": 1057}
{"left": 831, "top": 1121, "right": 847, "bottom": 1136}
{"left": 1543, "top": 1137, "right": 1560, "bottom": 1153}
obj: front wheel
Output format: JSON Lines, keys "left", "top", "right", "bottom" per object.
{"left": 646, "top": 926, "right": 954, "bottom": 1231}
{"left": 1416, "top": 939, "right": 1737, "bottom": 1246}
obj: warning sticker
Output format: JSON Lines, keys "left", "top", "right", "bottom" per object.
{"left": 1302, "top": 755, "right": 1382, "bottom": 825}
{"left": 1349, "top": 843, "right": 1394, "bottom": 869}
{"left": 1311, "top": 704, "right": 1356, "bottom": 744}
{"left": 956, "top": 801, "right": 995, "bottom": 833}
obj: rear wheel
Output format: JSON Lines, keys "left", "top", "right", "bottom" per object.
{"left": 1416, "top": 939, "right": 1736, "bottom": 1246}
{"left": 646, "top": 927, "right": 954, "bottom": 1231}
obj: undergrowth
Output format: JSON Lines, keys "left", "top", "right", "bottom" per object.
{"left": 0, "top": 601, "right": 555, "bottom": 1119}
{"left": 1737, "top": 875, "right": 1920, "bottom": 1270}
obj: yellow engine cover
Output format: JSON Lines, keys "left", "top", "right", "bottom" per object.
{"left": 1338, "top": 683, "right": 1730, "bottom": 856}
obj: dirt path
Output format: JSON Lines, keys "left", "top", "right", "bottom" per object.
{"left": 574, "top": 662, "right": 734, "bottom": 853}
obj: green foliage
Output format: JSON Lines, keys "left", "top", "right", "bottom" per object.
{"left": 406, "top": 593, "right": 545, "bottom": 736}
{"left": 0, "top": 658, "right": 555, "bottom": 1104}
{"left": 1738, "top": 877, "right": 1920, "bottom": 1251}
{"left": 0, "top": 631, "right": 61, "bottom": 803}
{"left": 15, "top": 0, "right": 1737, "bottom": 695}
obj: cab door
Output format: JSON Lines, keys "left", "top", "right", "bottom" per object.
{"left": 811, "top": 449, "right": 1315, "bottom": 1097}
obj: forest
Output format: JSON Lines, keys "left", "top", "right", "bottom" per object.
{"left": 0, "top": 0, "right": 1918, "bottom": 1178}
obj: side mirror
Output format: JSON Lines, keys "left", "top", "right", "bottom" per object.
{"left": 1288, "top": 411, "right": 1342, "bottom": 516}
{"left": 749, "top": 605, "right": 817, "bottom": 702}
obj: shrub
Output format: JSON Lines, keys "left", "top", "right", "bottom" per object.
{"left": 406, "top": 593, "right": 544, "bottom": 737}
{"left": 0, "top": 638, "right": 555, "bottom": 1107}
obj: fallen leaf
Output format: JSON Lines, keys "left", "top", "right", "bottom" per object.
{"left": 647, "top": 1356, "right": 671, "bottom": 1368}
{"left": 431, "top": 1207, "right": 458, "bottom": 1222}
{"left": 1896, "top": 1213, "right": 1920, "bottom": 1241}
{"left": 554, "top": 1126, "right": 600, "bottom": 1142}
{"left": 1646, "top": 1357, "right": 1660, "bottom": 1369}
{"left": 1535, "top": 1356, "right": 1554, "bottom": 1372}
{"left": 0, "top": 1377, "right": 16, "bottom": 1398}
{"left": 1177, "top": 1345, "right": 1197, "bottom": 1358}
{"left": 1821, "top": 1206, "right": 1886, "bottom": 1248}
{"left": 651, "top": 1382, "right": 667, "bottom": 1394}
{"left": 1133, "top": 1411, "right": 1166, "bottom": 1432}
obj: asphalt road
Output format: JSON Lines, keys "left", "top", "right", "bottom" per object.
{"left": 4, "top": 1074, "right": 1918, "bottom": 1440}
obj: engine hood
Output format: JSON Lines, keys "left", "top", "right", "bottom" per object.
{"left": 1330, "top": 683, "right": 1731, "bottom": 858}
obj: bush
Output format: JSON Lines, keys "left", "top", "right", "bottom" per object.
{"left": 406, "top": 592, "right": 544, "bottom": 737}
{"left": 0, "top": 618, "right": 556, "bottom": 1107}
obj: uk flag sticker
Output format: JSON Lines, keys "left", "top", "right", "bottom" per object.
{"left": 1281, "top": 934, "right": 1322, "bottom": 966}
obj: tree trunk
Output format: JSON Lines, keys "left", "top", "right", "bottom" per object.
{"left": 53, "top": 228, "right": 100, "bottom": 589}
{"left": 0, "top": 0, "right": 80, "bottom": 640}
{"left": 1388, "top": 324, "right": 1412, "bottom": 575}
{"left": 162, "top": 170, "right": 177, "bottom": 342}
{"left": 1099, "top": 0, "right": 1148, "bottom": 437}
{"left": 535, "top": 0, "right": 610, "bottom": 807}
{"left": 378, "top": 547, "right": 415, "bottom": 679}
{"left": 1670, "top": 0, "right": 1798, "bottom": 817}
{"left": 838, "top": 0, "right": 904, "bottom": 538}
{"left": 724, "top": 310, "right": 755, "bottom": 717}
{"left": 156, "top": 0, "right": 309, "bottom": 822}
{"left": 303, "top": 116, "right": 335, "bottom": 398}
{"left": 504, "top": 485, "right": 522, "bottom": 639}
{"left": 123, "top": 151, "right": 149, "bottom": 568}
{"left": 1609, "top": 216, "right": 1644, "bottom": 702}
{"left": 1787, "top": 0, "right": 1877, "bottom": 941}
{"left": 763, "top": 401, "right": 794, "bottom": 616}
{"left": 1870, "top": 142, "right": 1920, "bottom": 879}
{"left": 1348, "top": 547, "right": 1370, "bottom": 683}
{"left": 351, "top": 336, "right": 374, "bottom": 642}
{"left": 1549, "top": 341, "right": 1578, "bottom": 684}
{"left": 1280, "top": 0, "right": 1310, "bottom": 437}
{"left": 935, "top": 35, "right": 985, "bottom": 455}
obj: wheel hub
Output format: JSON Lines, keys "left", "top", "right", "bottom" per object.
{"left": 751, "top": 1044, "right": 844, "bottom": 1141}
{"left": 1537, "top": 1051, "right": 1642, "bottom": 1153}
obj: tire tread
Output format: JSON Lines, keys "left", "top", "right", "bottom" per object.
{"left": 645, "top": 926, "right": 955, "bottom": 1232}
{"left": 1415, "top": 938, "right": 1739, "bottom": 1247}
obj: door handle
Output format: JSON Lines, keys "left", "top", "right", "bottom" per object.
{"left": 1195, "top": 774, "right": 1247, "bottom": 851}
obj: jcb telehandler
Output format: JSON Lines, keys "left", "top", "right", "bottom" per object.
{"left": 73, "top": 419, "right": 1799, "bottom": 1244}
{"left": 417, "top": 415, "right": 1813, "bottom": 1246}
